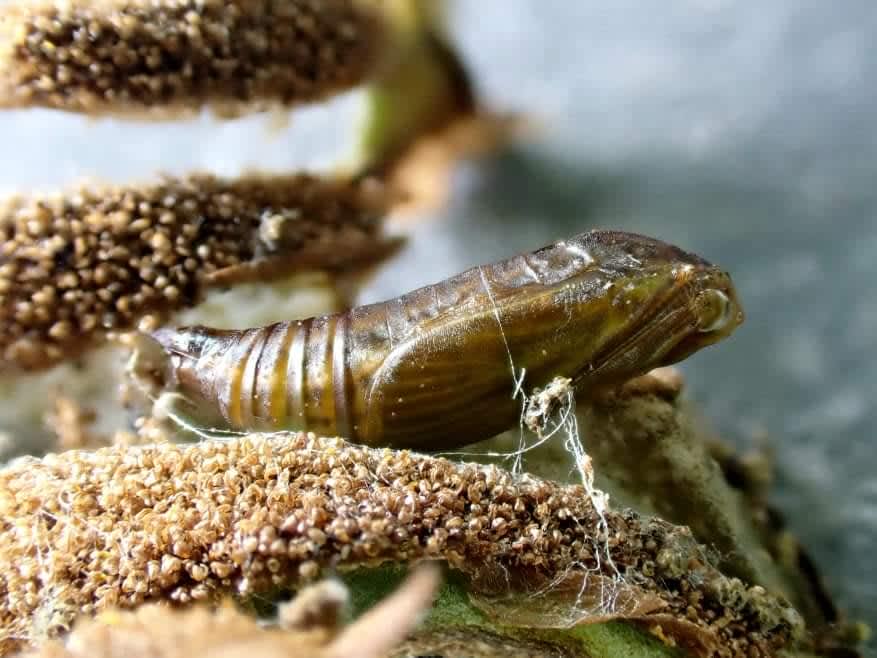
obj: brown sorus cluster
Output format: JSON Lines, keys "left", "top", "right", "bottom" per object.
{"left": 0, "top": 432, "right": 797, "bottom": 656}
{"left": 0, "top": 0, "right": 386, "bottom": 116}
{"left": 0, "top": 173, "right": 389, "bottom": 371}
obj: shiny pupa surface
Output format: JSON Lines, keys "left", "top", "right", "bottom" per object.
{"left": 152, "top": 230, "right": 744, "bottom": 449}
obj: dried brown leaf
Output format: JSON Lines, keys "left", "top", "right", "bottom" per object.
{"left": 17, "top": 566, "right": 439, "bottom": 658}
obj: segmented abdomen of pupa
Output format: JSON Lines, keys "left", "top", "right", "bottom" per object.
{"left": 154, "top": 317, "right": 351, "bottom": 438}
{"left": 152, "top": 257, "right": 533, "bottom": 449}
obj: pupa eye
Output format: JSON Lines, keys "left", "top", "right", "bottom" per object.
{"left": 695, "top": 289, "right": 731, "bottom": 333}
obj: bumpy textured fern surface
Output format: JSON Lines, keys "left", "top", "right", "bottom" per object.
{"left": 0, "top": 173, "right": 390, "bottom": 371}
{"left": 0, "top": 428, "right": 799, "bottom": 657}
{"left": 0, "top": 0, "right": 387, "bottom": 116}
